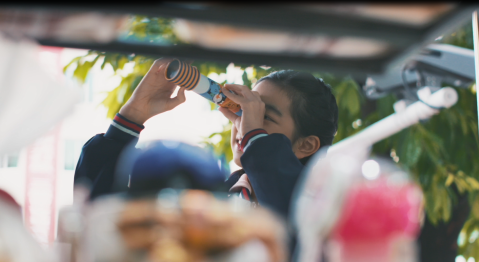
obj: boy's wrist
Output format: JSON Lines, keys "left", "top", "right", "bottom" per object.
{"left": 119, "top": 103, "right": 149, "bottom": 125}
{"left": 106, "top": 113, "right": 145, "bottom": 142}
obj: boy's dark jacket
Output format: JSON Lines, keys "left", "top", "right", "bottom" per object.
{"left": 74, "top": 116, "right": 304, "bottom": 220}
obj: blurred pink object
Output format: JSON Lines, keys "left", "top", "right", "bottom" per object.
{"left": 328, "top": 177, "right": 423, "bottom": 262}
{"left": 293, "top": 151, "right": 423, "bottom": 262}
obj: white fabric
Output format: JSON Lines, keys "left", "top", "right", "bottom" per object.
{"left": 0, "top": 34, "right": 81, "bottom": 154}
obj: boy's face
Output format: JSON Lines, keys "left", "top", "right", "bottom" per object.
{"left": 231, "top": 80, "right": 297, "bottom": 167}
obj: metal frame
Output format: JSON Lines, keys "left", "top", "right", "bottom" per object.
{"left": 1, "top": 4, "right": 478, "bottom": 79}
{"left": 36, "top": 39, "right": 392, "bottom": 81}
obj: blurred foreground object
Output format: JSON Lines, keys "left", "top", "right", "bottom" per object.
{"left": 0, "top": 9, "right": 128, "bottom": 43}
{"left": 293, "top": 4, "right": 454, "bottom": 26}
{"left": 173, "top": 19, "right": 389, "bottom": 58}
{"left": 2, "top": 4, "right": 473, "bottom": 77}
{"left": 58, "top": 189, "right": 287, "bottom": 262}
{"left": 0, "top": 33, "right": 81, "bottom": 155}
{"left": 0, "top": 189, "right": 20, "bottom": 214}
{"left": 68, "top": 139, "right": 285, "bottom": 261}
{"left": 111, "top": 140, "right": 227, "bottom": 197}
{"left": 329, "top": 86, "right": 458, "bottom": 154}
{"left": 0, "top": 190, "right": 52, "bottom": 262}
{"left": 363, "top": 43, "right": 475, "bottom": 100}
{"left": 293, "top": 150, "right": 423, "bottom": 262}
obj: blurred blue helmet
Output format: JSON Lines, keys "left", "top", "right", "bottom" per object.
{"left": 114, "top": 140, "right": 227, "bottom": 195}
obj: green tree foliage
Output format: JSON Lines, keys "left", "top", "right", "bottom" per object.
{"left": 439, "top": 22, "right": 479, "bottom": 259}
{"left": 64, "top": 15, "right": 479, "bottom": 259}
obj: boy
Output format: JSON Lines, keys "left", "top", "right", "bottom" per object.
{"left": 74, "top": 58, "right": 338, "bottom": 220}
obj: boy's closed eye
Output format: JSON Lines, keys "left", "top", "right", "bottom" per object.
{"left": 264, "top": 114, "right": 275, "bottom": 122}
{"left": 264, "top": 104, "right": 282, "bottom": 124}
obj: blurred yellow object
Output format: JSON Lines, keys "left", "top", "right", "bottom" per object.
{"left": 113, "top": 190, "right": 288, "bottom": 262}
{"left": 149, "top": 237, "right": 190, "bottom": 262}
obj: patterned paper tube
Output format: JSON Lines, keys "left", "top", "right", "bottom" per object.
{"left": 165, "top": 59, "right": 243, "bottom": 116}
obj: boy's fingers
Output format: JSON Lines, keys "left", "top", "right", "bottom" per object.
{"left": 226, "top": 84, "right": 255, "bottom": 99}
{"left": 251, "top": 91, "right": 262, "bottom": 100}
{"left": 154, "top": 58, "right": 174, "bottom": 74}
{"left": 219, "top": 107, "right": 240, "bottom": 125}
{"left": 222, "top": 86, "right": 243, "bottom": 104}
{"left": 224, "top": 84, "right": 248, "bottom": 93}
{"left": 169, "top": 87, "right": 187, "bottom": 108}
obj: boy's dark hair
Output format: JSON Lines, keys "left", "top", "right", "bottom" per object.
{"left": 257, "top": 70, "right": 338, "bottom": 164}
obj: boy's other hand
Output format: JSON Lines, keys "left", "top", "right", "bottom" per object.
{"left": 220, "top": 84, "right": 265, "bottom": 138}
{"left": 119, "top": 58, "right": 186, "bottom": 125}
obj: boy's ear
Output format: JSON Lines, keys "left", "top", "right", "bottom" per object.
{"left": 293, "top": 135, "right": 321, "bottom": 159}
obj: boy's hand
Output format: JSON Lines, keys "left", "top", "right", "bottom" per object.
{"left": 119, "top": 58, "right": 187, "bottom": 125}
{"left": 219, "top": 84, "right": 265, "bottom": 138}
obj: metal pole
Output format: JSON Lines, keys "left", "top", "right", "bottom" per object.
{"left": 473, "top": 11, "right": 479, "bottom": 136}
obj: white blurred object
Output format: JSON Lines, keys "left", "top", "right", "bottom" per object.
{"left": 328, "top": 86, "right": 458, "bottom": 154}
{"left": 292, "top": 148, "right": 368, "bottom": 262}
{"left": 0, "top": 33, "right": 81, "bottom": 155}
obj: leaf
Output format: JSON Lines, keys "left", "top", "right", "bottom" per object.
{"left": 110, "top": 54, "right": 119, "bottom": 71}
{"left": 342, "top": 83, "right": 361, "bottom": 116}
{"left": 210, "top": 101, "right": 218, "bottom": 111}
{"left": 473, "top": 195, "right": 479, "bottom": 219}
{"left": 73, "top": 55, "right": 100, "bottom": 84}
{"left": 208, "top": 132, "right": 221, "bottom": 139}
{"left": 63, "top": 56, "right": 81, "bottom": 74}
{"left": 117, "top": 56, "right": 129, "bottom": 71}
{"left": 101, "top": 53, "right": 112, "bottom": 70}
{"left": 445, "top": 173, "right": 454, "bottom": 187}
{"left": 399, "top": 132, "right": 422, "bottom": 167}
{"left": 101, "top": 85, "right": 121, "bottom": 120}
{"left": 466, "top": 176, "right": 479, "bottom": 191}
{"left": 454, "top": 176, "right": 471, "bottom": 194}
{"left": 242, "top": 70, "right": 252, "bottom": 89}
{"left": 442, "top": 191, "right": 452, "bottom": 222}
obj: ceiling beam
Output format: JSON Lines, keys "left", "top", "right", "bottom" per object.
{"left": 37, "top": 39, "right": 394, "bottom": 80}
{"left": 1, "top": 4, "right": 429, "bottom": 47}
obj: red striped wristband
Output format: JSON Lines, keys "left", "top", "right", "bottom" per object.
{"left": 240, "top": 129, "right": 268, "bottom": 152}
{"left": 113, "top": 113, "right": 145, "bottom": 133}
